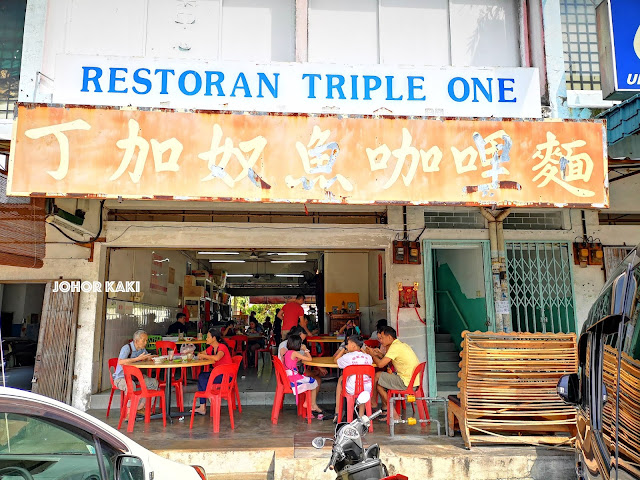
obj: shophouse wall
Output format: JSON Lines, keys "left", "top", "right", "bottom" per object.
{"left": 0, "top": 198, "right": 106, "bottom": 411}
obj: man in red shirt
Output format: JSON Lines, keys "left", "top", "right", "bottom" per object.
{"left": 277, "top": 293, "right": 305, "bottom": 339}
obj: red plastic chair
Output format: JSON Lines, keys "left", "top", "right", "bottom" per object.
{"left": 117, "top": 365, "right": 166, "bottom": 433}
{"left": 231, "top": 335, "right": 248, "bottom": 369}
{"left": 387, "top": 362, "right": 429, "bottom": 426}
{"left": 364, "top": 339, "right": 380, "bottom": 349}
{"left": 106, "top": 358, "right": 125, "bottom": 418}
{"left": 271, "top": 356, "right": 312, "bottom": 424}
{"left": 189, "top": 364, "right": 237, "bottom": 433}
{"left": 255, "top": 334, "right": 275, "bottom": 366}
{"left": 306, "top": 336, "right": 328, "bottom": 357}
{"left": 231, "top": 355, "right": 243, "bottom": 413}
{"left": 337, "top": 365, "right": 375, "bottom": 433}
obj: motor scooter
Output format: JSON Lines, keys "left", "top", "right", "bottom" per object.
{"left": 311, "top": 392, "right": 408, "bottom": 480}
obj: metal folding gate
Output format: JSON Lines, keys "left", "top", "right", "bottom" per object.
{"left": 505, "top": 241, "right": 576, "bottom": 333}
{"left": 32, "top": 281, "right": 80, "bottom": 403}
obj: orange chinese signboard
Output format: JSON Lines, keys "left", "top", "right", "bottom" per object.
{"left": 8, "top": 104, "right": 608, "bottom": 207}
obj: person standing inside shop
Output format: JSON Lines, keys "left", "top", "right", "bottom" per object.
{"left": 274, "top": 309, "right": 282, "bottom": 345}
{"left": 167, "top": 312, "right": 189, "bottom": 335}
{"left": 277, "top": 294, "right": 305, "bottom": 339}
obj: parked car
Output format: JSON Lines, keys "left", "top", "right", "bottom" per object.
{"left": 557, "top": 246, "right": 640, "bottom": 480}
{"left": 1, "top": 337, "right": 37, "bottom": 391}
{"left": 0, "top": 387, "right": 206, "bottom": 479}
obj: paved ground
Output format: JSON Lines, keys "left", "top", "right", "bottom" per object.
{"left": 89, "top": 403, "right": 576, "bottom": 480}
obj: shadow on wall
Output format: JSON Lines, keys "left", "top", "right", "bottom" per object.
{"left": 436, "top": 263, "right": 487, "bottom": 349}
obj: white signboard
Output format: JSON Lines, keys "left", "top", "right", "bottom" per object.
{"left": 53, "top": 55, "right": 541, "bottom": 118}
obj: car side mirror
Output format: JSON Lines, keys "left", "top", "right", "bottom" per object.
{"left": 557, "top": 373, "right": 580, "bottom": 405}
{"left": 117, "top": 455, "right": 145, "bottom": 480}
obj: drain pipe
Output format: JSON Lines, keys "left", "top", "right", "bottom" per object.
{"left": 481, "top": 208, "right": 511, "bottom": 332}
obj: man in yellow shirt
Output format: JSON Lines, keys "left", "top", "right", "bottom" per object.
{"left": 365, "top": 326, "right": 420, "bottom": 422}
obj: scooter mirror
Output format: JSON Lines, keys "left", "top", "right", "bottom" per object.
{"left": 356, "top": 391, "right": 371, "bottom": 406}
{"left": 311, "top": 437, "right": 326, "bottom": 449}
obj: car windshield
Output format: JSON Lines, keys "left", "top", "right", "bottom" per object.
{"left": 0, "top": 413, "right": 96, "bottom": 455}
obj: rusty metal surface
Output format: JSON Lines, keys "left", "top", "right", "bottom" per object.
{"left": 32, "top": 282, "right": 80, "bottom": 404}
{"left": 9, "top": 103, "right": 609, "bottom": 208}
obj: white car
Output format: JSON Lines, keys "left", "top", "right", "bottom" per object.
{"left": 0, "top": 387, "right": 206, "bottom": 480}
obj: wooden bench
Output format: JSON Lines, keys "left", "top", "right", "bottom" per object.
{"left": 447, "top": 331, "right": 578, "bottom": 449}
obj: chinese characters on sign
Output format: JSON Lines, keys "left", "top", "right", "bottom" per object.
{"left": 9, "top": 105, "right": 608, "bottom": 207}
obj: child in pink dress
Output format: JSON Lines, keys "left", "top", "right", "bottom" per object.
{"left": 284, "top": 334, "right": 325, "bottom": 419}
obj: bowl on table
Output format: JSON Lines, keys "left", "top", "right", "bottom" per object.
{"left": 153, "top": 356, "right": 167, "bottom": 364}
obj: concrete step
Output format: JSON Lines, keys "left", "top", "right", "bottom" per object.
{"left": 154, "top": 442, "right": 575, "bottom": 480}
{"left": 436, "top": 350, "right": 460, "bottom": 362}
{"left": 436, "top": 371, "right": 460, "bottom": 385}
{"left": 435, "top": 342, "right": 457, "bottom": 352}
{"left": 435, "top": 333, "right": 451, "bottom": 343}
{"left": 435, "top": 361, "right": 460, "bottom": 373}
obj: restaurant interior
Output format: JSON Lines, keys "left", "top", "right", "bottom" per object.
{"left": 94, "top": 247, "right": 389, "bottom": 425}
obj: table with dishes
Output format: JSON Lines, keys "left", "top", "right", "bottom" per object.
{"left": 135, "top": 355, "right": 215, "bottom": 423}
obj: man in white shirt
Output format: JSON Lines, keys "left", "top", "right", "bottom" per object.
{"left": 333, "top": 335, "right": 373, "bottom": 422}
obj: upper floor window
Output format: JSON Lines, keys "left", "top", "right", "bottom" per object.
{"left": 561, "top": 0, "right": 601, "bottom": 91}
{"left": 64, "top": 0, "right": 295, "bottom": 62}
{"left": 308, "top": 0, "right": 521, "bottom": 67}
{"left": 0, "top": 0, "right": 26, "bottom": 119}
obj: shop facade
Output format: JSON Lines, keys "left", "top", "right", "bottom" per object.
{"left": 1, "top": 0, "right": 626, "bottom": 410}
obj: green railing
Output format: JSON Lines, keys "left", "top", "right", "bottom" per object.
{"left": 435, "top": 290, "right": 470, "bottom": 331}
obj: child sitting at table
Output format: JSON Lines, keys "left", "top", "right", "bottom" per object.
{"left": 333, "top": 335, "right": 373, "bottom": 423}
{"left": 284, "top": 334, "right": 326, "bottom": 419}
{"left": 191, "top": 327, "right": 233, "bottom": 416}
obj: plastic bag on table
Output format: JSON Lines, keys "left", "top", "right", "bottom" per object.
{"left": 180, "top": 343, "right": 196, "bottom": 355}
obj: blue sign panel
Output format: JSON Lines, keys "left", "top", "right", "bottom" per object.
{"left": 610, "top": 0, "right": 640, "bottom": 90}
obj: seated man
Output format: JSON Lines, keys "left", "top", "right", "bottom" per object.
{"left": 364, "top": 326, "right": 419, "bottom": 422}
{"left": 113, "top": 330, "right": 159, "bottom": 414}
{"left": 167, "top": 312, "right": 188, "bottom": 335}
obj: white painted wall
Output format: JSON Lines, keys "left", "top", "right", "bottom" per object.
{"left": 435, "top": 247, "right": 485, "bottom": 299}
{"left": 366, "top": 250, "right": 387, "bottom": 335}
{"left": 1, "top": 285, "right": 27, "bottom": 326}
{"left": 108, "top": 248, "right": 187, "bottom": 307}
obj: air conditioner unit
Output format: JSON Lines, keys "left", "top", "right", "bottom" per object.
{"left": 45, "top": 215, "right": 95, "bottom": 238}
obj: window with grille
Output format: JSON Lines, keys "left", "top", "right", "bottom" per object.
{"left": 0, "top": 1, "right": 26, "bottom": 120}
{"left": 560, "top": 0, "right": 601, "bottom": 91}
{"left": 506, "top": 241, "right": 576, "bottom": 333}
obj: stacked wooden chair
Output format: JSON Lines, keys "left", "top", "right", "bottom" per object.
{"left": 447, "top": 331, "right": 578, "bottom": 448}
{"left": 602, "top": 345, "right": 640, "bottom": 465}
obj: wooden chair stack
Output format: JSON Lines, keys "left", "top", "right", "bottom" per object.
{"left": 447, "top": 331, "right": 578, "bottom": 449}
{"left": 602, "top": 345, "right": 640, "bottom": 466}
